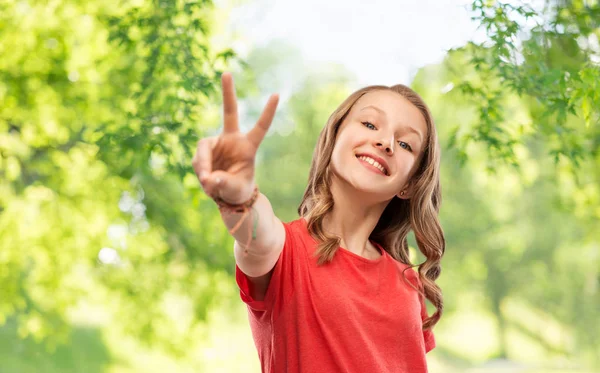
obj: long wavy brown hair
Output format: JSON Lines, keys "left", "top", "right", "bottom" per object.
{"left": 297, "top": 84, "right": 445, "bottom": 330}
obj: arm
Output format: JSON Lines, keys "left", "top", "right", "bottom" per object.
{"left": 192, "top": 72, "right": 284, "bottom": 301}
{"left": 224, "top": 193, "right": 285, "bottom": 300}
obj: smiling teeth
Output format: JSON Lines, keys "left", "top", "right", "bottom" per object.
{"left": 358, "top": 156, "right": 387, "bottom": 175}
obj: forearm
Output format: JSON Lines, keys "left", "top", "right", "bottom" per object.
{"left": 220, "top": 192, "right": 279, "bottom": 254}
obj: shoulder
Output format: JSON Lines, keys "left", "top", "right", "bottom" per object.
{"left": 276, "top": 218, "right": 312, "bottom": 258}
{"left": 284, "top": 217, "right": 307, "bottom": 230}
{"left": 282, "top": 217, "right": 312, "bottom": 243}
{"left": 388, "top": 258, "right": 422, "bottom": 291}
{"left": 284, "top": 217, "right": 308, "bottom": 230}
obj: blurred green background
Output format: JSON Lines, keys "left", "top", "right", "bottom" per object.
{"left": 0, "top": 0, "right": 598, "bottom": 372}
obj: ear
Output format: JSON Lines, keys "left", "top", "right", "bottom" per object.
{"left": 396, "top": 182, "right": 414, "bottom": 200}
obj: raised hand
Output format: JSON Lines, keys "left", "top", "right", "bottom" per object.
{"left": 192, "top": 72, "right": 279, "bottom": 204}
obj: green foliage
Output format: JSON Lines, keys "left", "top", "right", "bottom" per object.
{"left": 0, "top": 319, "right": 110, "bottom": 373}
{"left": 410, "top": 1, "right": 600, "bottom": 367}
{"left": 413, "top": 60, "right": 600, "bottom": 370}
{"left": 0, "top": 0, "right": 237, "bottom": 353}
{"left": 448, "top": 0, "right": 600, "bottom": 167}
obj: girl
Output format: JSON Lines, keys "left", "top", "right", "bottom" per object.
{"left": 193, "top": 72, "right": 444, "bottom": 373}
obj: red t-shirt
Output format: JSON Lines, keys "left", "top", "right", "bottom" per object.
{"left": 236, "top": 218, "right": 435, "bottom": 373}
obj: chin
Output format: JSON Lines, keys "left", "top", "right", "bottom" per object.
{"left": 345, "top": 174, "right": 395, "bottom": 199}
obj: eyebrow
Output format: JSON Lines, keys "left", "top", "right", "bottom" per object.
{"left": 359, "top": 105, "right": 423, "bottom": 142}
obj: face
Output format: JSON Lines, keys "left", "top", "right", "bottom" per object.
{"left": 329, "top": 90, "right": 428, "bottom": 202}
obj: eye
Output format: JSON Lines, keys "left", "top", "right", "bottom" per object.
{"left": 362, "top": 121, "right": 376, "bottom": 130}
{"left": 398, "top": 141, "right": 413, "bottom": 152}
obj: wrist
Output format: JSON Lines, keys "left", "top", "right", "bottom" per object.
{"left": 213, "top": 185, "right": 259, "bottom": 213}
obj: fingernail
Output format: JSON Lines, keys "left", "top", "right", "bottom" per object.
{"left": 215, "top": 177, "right": 221, "bottom": 185}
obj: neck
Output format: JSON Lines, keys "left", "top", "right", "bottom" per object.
{"left": 322, "top": 174, "right": 389, "bottom": 259}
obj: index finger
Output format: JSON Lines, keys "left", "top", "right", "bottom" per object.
{"left": 221, "top": 72, "right": 239, "bottom": 134}
{"left": 192, "top": 137, "right": 217, "bottom": 183}
{"left": 247, "top": 93, "right": 279, "bottom": 147}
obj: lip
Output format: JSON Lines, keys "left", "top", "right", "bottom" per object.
{"left": 355, "top": 152, "right": 390, "bottom": 176}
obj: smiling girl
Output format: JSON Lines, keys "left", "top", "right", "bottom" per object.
{"left": 193, "top": 72, "right": 445, "bottom": 373}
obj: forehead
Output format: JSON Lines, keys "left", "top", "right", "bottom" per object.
{"left": 351, "top": 90, "right": 428, "bottom": 136}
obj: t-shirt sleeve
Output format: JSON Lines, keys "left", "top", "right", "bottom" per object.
{"left": 406, "top": 267, "right": 437, "bottom": 353}
{"left": 235, "top": 220, "right": 298, "bottom": 322}
{"left": 419, "top": 292, "right": 436, "bottom": 353}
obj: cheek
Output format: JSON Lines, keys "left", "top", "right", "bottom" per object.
{"left": 329, "top": 136, "right": 359, "bottom": 177}
{"left": 329, "top": 143, "right": 346, "bottom": 174}
{"left": 391, "top": 157, "right": 415, "bottom": 181}
{"left": 333, "top": 130, "right": 360, "bottom": 154}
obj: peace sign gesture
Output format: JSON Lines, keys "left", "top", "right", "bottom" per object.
{"left": 192, "top": 72, "right": 280, "bottom": 204}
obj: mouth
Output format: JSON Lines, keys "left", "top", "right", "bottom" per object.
{"left": 355, "top": 153, "right": 389, "bottom": 176}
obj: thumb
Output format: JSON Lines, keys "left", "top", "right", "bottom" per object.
{"left": 205, "top": 170, "right": 232, "bottom": 199}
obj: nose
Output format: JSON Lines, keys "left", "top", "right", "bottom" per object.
{"left": 375, "top": 135, "right": 394, "bottom": 155}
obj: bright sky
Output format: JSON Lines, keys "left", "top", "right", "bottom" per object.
{"left": 224, "top": 0, "right": 486, "bottom": 87}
